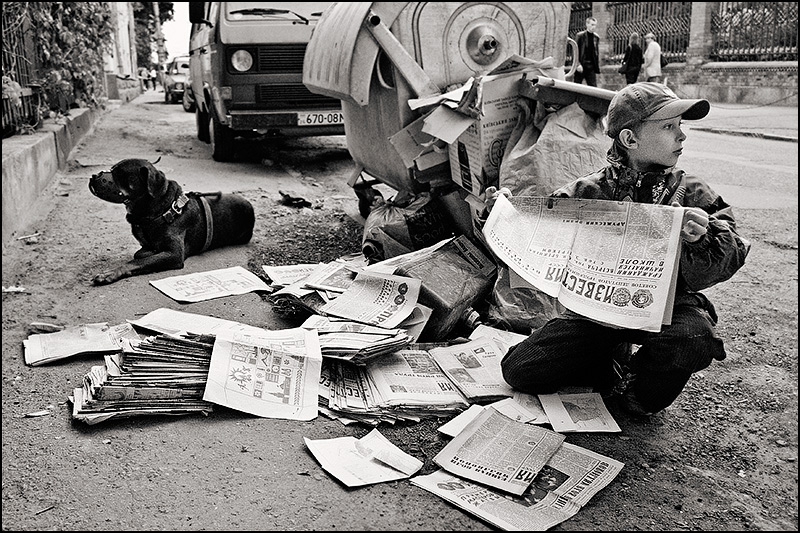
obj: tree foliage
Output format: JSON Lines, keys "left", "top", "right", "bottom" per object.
{"left": 133, "top": 2, "right": 174, "bottom": 70}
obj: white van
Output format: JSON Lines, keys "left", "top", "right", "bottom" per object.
{"left": 188, "top": 2, "right": 345, "bottom": 161}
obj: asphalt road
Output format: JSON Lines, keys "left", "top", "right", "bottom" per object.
{"left": 2, "top": 89, "right": 797, "bottom": 531}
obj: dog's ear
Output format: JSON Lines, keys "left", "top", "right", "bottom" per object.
{"left": 143, "top": 165, "right": 168, "bottom": 198}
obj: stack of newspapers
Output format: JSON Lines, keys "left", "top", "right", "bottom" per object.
{"left": 319, "top": 347, "right": 470, "bottom": 425}
{"left": 71, "top": 333, "right": 215, "bottom": 425}
{"left": 300, "top": 315, "right": 411, "bottom": 364}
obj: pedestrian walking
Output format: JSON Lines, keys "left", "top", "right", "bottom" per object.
{"left": 643, "top": 32, "right": 663, "bottom": 83}
{"left": 620, "top": 32, "right": 645, "bottom": 85}
{"left": 574, "top": 16, "right": 601, "bottom": 87}
{"left": 483, "top": 82, "right": 750, "bottom": 417}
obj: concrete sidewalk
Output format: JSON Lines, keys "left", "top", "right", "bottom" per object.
{"left": 688, "top": 102, "right": 798, "bottom": 142}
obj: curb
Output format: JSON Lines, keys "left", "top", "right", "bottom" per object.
{"left": 1, "top": 107, "right": 103, "bottom": 249}
{"left": 690, "top": 127, "right": 798, "bottom": 143}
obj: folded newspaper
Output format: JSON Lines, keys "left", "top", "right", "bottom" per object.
{"left": 24, "top": 322, "right": 140, "bottom": 366}
{"left": 413, "top": 442, "right": 624, "bottom": 531}
{"left": 319, "top": 348, "right": 469, "bottom": 426}
{"left": 304, "top": 428, "right": 423, "bottom": 487}
{"left": 300, "top": 315, "right": 411, "bottom": 364}
{"left": 433, "top": 407, "right": 565, "bottom": 496}
{"left": 483, "top": 195, "right": 683, "bottom": 332}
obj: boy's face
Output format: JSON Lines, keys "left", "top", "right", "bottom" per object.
{"left": 627, "top": 116, "right": 687, "bottom": 170}
{"left": 586, "top": 20, "right": 597, "bottom": 32}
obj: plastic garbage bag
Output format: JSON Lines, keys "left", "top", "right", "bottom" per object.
{"left": 499, "top": 100, "right": 610, "bottom": 196}
{"left": 361, "top": 191, "right": 455, "bottom": 263}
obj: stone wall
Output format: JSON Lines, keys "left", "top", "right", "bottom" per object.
{"left": 598, "top": 62, "right": 798, "bottom": 105}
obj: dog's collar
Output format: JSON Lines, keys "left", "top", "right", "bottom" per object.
{"left": 129, "top": 192, "right": 190, "bottom": 227}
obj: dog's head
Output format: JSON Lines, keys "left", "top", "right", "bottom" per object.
{"left": 89, "top": 157, "right": 168, "bottom": 204}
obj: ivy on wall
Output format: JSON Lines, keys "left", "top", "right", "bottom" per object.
{"left": 3, "top": 2, "right": 113, "bottom": 115}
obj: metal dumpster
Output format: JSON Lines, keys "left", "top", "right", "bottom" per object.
{"left": 303, "top": 2, "right": 574, "bottom": 206}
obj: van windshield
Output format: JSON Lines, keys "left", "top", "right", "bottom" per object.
{"left": 225, "top": 2, "right": 330, "bottom": 22}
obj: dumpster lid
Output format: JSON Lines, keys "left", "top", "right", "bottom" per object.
{"left": 303, "top": 2, "right": 408, "bottom": 106}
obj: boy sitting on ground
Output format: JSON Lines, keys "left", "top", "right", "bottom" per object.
{"left": 484, "top": 82, "right": 751, "bottom": 416}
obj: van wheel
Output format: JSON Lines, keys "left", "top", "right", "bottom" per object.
{"left": 209, "top": 114, "right": 235, "bottom": 162}
{"left": 196, "top": 107, "right": 210, "bottom": 143}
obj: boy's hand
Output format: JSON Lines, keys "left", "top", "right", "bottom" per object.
{"left": 672, "top": 202, "right": 709, "bottom": 243}
{"left": 484, "top": 186, "right": 513, "bottom": 213}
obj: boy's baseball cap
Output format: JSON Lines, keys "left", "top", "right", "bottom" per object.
{"left": 606, "top": 82, "right": 710, "bottom": 138}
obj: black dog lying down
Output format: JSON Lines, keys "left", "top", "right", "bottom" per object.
{"left": 89, "top": 158, "right": 255, "bottom": 285}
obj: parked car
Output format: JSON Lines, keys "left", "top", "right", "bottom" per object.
{"left": 164, "top": 56, "right": 190, "bottom": 104}
{"left": 188, "top": 2, "right": 344, "bottom": 161}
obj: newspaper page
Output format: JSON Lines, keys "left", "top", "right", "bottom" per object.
{"left": 366, "top": 349, "right": 469, "bottom": 409}
{"left": 437, "top": 404, "right": 486, "bottom": 438}
{"left": 469, "top": 324, "right": 528, "bottom": 353}
{"left": 203, "top": 327, "right": 322, "bottom": 421}
{"left": 320, "top": 271, "right": 421, "bottom": 329}
{"left": 301, "top": 261, "right": 359, "bottom": 293}
{"left": 262, "top": 263, "right": 319, "bottom": 287}
{"left": 129, "top": 307, "right": 263, "bottom": 337}
{"left": 483, "top": 195, "right": 683, "bottom": 332}
{"left": 428, "top": 337, "right": 514, "bottom": 403}
{"left": 304, "top": 428, "right": 423, "bottom": 487}
{"left": 492, "top": 393, "right": 548, "bottom": 425}
{"left": 538, "top": 393, "right": 621, "bottom": 433}
{"left": 412, "top": 442, "right": 624, "bottom": 531}
{"left": 149, "top": 265, "right": 270, "bottom": 303}
{"left": 434, "top": 407, "right": 565, "bottom": 495}
{"left": 24, "top": 323, "right": 120, "bottom": 366}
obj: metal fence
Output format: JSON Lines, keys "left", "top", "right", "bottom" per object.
{"left": 603, "top": 1, "right": 798, "bottom": 63}
{"left": 606, "top": 2, "right": 692, "bottom": 63}
{"left": 711, "top": 2, "right": 798, "bottom": 61}
{"left": 2, "top": 5, "right": 41, "bottom": 138}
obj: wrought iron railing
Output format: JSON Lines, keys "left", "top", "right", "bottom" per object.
{"left": 711, "top": 2, "right": 798, "bottom": 61}
{"left": 606, "top": 2, "right": 692, "bottom": 63}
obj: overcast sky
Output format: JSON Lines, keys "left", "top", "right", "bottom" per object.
{"left": 160, "top": 2, "right": 190, "bottom": 59}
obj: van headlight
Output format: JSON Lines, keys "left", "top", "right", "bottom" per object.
{"left": 231, "top": 50, "right": 254, "bottom": 72}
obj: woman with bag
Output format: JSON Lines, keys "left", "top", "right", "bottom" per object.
{"left": 619, "top": 32, "right": 645, "bottom": 85}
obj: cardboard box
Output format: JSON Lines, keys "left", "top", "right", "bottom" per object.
{"left": 447, "top": 70, "right": 530, "bottom": 197}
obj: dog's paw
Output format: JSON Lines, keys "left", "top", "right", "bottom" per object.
{"left": 92, "top": 270, "right": 121, "bottom": 285}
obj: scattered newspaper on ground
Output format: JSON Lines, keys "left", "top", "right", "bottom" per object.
{"left": 262, "top": 263, "right": 320, "bottom": 289}
{"left": 434, "top": 407, "right": 565, "bottom": 495}
{"left": 428, "top": 337, "right": 514, "bottom": 403}
{"left": 24, "top": 322, "right": 139, "bottom": 366}
{"left": 304, "top": 428, "right": 423, "bottom": 487}
{"left": 128, "top": 307, "right": 263, "bottom": 337}
{"left": 149, "top": 265, "right": 270, "bottom": 303}
{"left": 320, "top": 271, "right": 421, "bottom": 329}
{"left": 483, "top": 195, "right": 683, "bottom": 332}
{"left": 412, "top": 442, "right": 624, "bottom": 531}
{"left": 438, "top": 393, "right": 549, "bottom": 438}
{"left": 204, "top": 327, "right": 322, "bottom": 421}
{"left": 468, "top": 324, "right": 528, "bottom": 353}
{"left": 538, "top": 393, "right": 621, "bottom": 433}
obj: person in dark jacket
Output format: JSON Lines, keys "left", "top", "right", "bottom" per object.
{"left": 575, "top": 17, "right": 601, "bottom": 87}
{"left": 621, "top": 32, "right": 645, "bottom": 84}
{"left": 484, "top": 83, "right": 751, "bottom": 417}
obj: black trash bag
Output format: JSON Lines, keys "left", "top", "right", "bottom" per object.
{"left": 361, "top": 191, "right": 456, "bottom": 263}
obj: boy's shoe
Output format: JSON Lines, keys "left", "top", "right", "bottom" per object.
{"left": 621, "top": 388, "right": 655, "bottom": 417}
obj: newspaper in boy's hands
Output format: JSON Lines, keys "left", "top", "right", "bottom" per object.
{"left": 483, "top": 195, "right": 683, "bottom": 332}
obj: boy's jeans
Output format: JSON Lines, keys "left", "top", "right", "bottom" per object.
{"left": 500, "top": 294, "right": 725, "bottom": 414}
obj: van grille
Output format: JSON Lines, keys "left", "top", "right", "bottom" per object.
{"left": 257, "top": 44, "right": 307, "bottom": 73}
{"left": 256, "top": 83, "right": 340, "bottom": 109}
